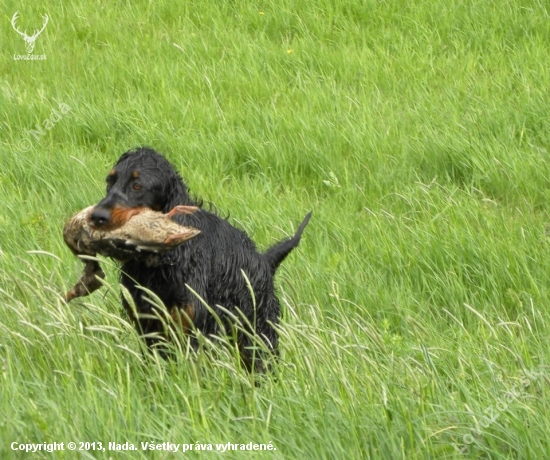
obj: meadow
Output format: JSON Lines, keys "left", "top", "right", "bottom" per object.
{"left": 1, "top": 0, "right": 550, "bottom": 458}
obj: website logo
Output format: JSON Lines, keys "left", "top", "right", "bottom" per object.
{"left": 11, "top": 11, "right": 48, "bottom": 60}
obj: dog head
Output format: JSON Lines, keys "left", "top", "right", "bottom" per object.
{"left": 88, "top": 147, "right": 190, "bottom": 230}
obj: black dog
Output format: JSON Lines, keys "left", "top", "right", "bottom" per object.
{"left": 89, "top": 148, "right": 311, "bottom": 371}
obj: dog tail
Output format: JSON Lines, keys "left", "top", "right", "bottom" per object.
{"left": 264, "top": 211, "right": 312, "bottom": 273}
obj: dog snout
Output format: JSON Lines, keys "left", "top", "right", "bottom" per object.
{"left": 89, "top": 207, "right": 111, "bottom": 228}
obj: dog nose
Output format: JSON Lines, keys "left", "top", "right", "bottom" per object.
{"left": 89, "top": 207, "right": 111, "bottom": 227}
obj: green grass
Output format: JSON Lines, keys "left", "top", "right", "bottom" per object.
{"left": 2, "top": 0, "right": 550, "bottom": 458}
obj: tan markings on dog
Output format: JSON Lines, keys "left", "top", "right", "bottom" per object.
{"left": 98, "top": 206, "right": 147, "bottom": 231}
{"left": 131, "top": 170, "right": 140, "bottom": 178}
{"left": 108, "top": 169, "right": 116, "bottom": 176}
{"left": 170, "top": 304, "right": 195, "bottom": 332}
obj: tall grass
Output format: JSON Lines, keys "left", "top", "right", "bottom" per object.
{"left": 1, "top": 0, "right": 550, "bottom": 458}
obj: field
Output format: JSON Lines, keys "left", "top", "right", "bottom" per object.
{"left": 1, "top": 0, "right": 550, "bottom": 458}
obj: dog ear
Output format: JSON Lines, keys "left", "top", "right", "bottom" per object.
{"left": 163, "top": 168, "right": 192, "bottom": 212}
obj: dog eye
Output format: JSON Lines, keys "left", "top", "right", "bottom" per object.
{"left": 133, "top": 183, "right": 142, "bottom": 191}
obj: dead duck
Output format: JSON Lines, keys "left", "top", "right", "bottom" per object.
{"left": 63, "top": 205, "right": 200, "bottom": 302}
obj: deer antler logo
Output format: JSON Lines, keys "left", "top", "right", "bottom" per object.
{"left": 11, "top": 12, "right": 49, "bottom": 54}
